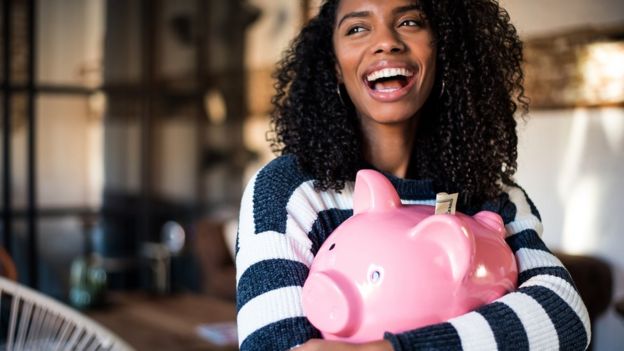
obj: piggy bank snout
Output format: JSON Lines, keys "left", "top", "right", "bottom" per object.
{"left": 302, "top": 271, "right": 361, "bottom": 336}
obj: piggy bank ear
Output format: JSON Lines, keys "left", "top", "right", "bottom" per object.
{"left": 353, "top": 170, "right": 402, "bottom": 215}
{"left": 409, "top": 215, "right": 475, "bottom": 280}
{"left": 473, "top": 211, "right": 506, "bottom": 239}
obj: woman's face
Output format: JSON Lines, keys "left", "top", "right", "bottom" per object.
{"left": 333, "top": 0, "right": 436, "bottom": 127}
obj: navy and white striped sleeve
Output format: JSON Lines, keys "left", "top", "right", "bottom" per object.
{"left": 236, "top": 156, "right": 355, "bottom": 350}
{"left": 235, "top": 157, "right": 320, "bottom": 351}
{"left": 384, "top": 185, "right": 591, "bottom": 351}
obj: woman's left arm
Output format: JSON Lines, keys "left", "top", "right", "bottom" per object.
{"left": 381, "top": 184, "right": 590, "bottom": 351}
{"left": 297, "top": 184, "right": 591, "bottom": 351}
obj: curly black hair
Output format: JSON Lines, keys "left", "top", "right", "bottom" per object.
{"left": 269, "top": 0, "right": 528, "bottom": 205}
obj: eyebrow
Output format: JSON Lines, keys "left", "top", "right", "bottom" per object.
{"left": 336, "top": 3, "right": 424, "bottom": 29}
{"left": 336, "top": 10, "right": 370, "bottom": 29}
{"left": 394, "top": 4, "right": 424, "bottom": 15}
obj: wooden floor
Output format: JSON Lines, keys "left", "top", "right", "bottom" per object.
{"left": 87, "top": 292, "right": 238, "bottom": 351}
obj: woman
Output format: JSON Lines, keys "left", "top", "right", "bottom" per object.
{"left": 236, "top": 0, "right": 590, "bottom": 350}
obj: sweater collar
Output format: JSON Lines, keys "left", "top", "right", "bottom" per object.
{"left": 357, "top": 162, "right": 436, "bottom": 201}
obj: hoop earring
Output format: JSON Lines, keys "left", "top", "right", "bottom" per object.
{"left": 439, "top": 80, "right": 446, "bottom": 98}
{"left": 336, "top": 83, "right": 346, "bottom": 106}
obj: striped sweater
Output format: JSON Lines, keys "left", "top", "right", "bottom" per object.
{"left": 236, "top": 155, "right": 590, "bottom": 351}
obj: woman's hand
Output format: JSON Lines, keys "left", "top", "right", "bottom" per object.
{"left": 292, "top": 339, "right": 393, "bottom": 351}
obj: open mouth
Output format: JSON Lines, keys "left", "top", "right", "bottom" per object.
{"left": 365, "top": 68, "right": 415, "bottom": 92}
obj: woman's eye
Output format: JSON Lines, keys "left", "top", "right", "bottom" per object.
{"left": 346, "top": 26, "right": 366, "bottom": 35}
{"left": 399, "top": 19, "right": 424, "bottom": 28}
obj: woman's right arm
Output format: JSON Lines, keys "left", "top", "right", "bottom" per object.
{"left": 235, "top": 158, "right": 325, "bottom": 351}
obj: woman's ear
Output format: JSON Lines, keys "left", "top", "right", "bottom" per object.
{"left": 335, "top": 62, "right": 343, "bottom": 83}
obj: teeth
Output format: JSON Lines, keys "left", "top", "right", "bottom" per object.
{"left": 366, "top": 68, "right": 414, "bottom": 82}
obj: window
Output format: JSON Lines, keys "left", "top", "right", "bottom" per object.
{"left": 1, "top": 0, "right": 253, "bottom": 297}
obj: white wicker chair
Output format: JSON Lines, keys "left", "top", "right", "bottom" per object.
{"left": 0, "top": 277, "right": 133, "bottom": 351}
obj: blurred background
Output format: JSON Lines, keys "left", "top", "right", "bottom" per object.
{"left": 0, "top": 0, "right": 622, "bottom": 350}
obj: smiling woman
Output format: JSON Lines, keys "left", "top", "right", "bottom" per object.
{"left": 235, "top": 0, "right": 591, "bottom": 350}
{"left": 332, "top": 0, "right": 437, "bottom": 178}
{"left": 333, "top": 1, "right": 435, "bottom": 126}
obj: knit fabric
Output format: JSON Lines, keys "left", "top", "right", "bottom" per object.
{"left": 236, "top": 155, "right": 590, "bottom": 351}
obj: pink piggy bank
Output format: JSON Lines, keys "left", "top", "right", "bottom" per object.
{"left": 301, "top": 170, "right": 518, "bottom": 342}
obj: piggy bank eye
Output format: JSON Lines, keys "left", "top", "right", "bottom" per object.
{"left": 329, "top": 243, "right": 336, "bottom": 251}
{"left": 370, "top": 270, "right": 381, "bottom": 283}
{"left": 368, "top": 265, "right": 384, "bottom": 284}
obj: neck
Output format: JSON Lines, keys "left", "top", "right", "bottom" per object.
{"left": 361, "top": 119, "right": 418, "bottom": 178}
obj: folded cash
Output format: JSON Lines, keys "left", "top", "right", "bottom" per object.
{"left": 435, "top": 192, "right": 459, "bottom": 215}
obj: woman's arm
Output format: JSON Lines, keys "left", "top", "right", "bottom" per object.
{"left": 236, "top": 169, "right": 318, "bottom": 350}
{"left": 236, "top": 156, "right": 353, "bottom": 351}
{"left": 382, "top": 185, "right": 590, "bottom": 351}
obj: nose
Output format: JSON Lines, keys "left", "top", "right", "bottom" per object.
{"left": 372, "top": 26, "right": 406, "bottom": 55}
{"left": 302, "top": 271, "right": 361, "bottom": 336}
